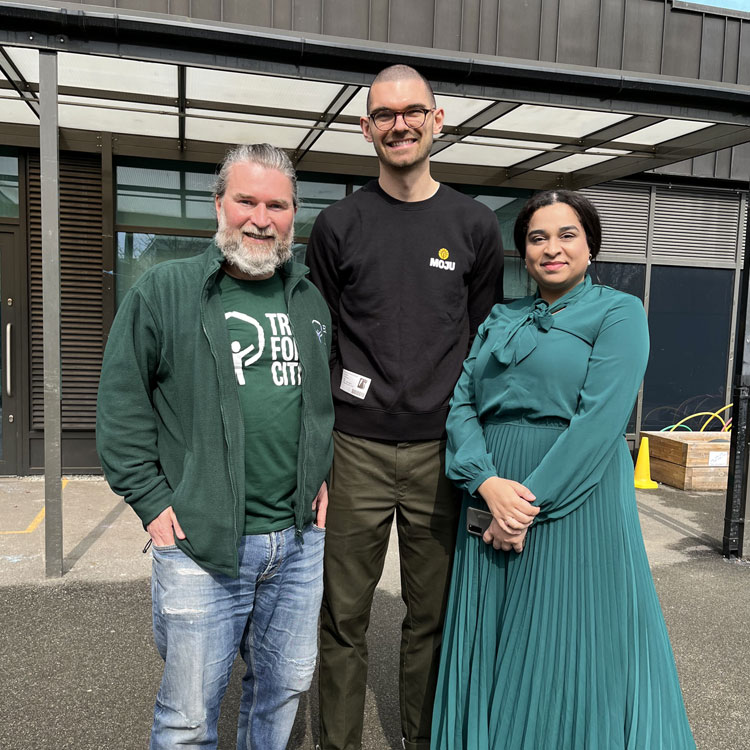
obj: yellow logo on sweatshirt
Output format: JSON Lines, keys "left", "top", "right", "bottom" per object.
{"left": 430, "top": 247, "right": 455, "bottom": 271}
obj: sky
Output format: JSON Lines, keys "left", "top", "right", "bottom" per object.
{"left": 683, "top": 0, "right": 750, "bottom": 12}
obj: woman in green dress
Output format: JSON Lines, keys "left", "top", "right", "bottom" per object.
{"left": 431, "top": 190, "right": 695, "bottom": 749}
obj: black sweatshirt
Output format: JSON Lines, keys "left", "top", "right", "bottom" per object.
{"left": 306, "top": 180, "right": 504, "bottom": 442}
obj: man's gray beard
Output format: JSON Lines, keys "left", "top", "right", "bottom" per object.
{"left": 215, "top": 222, "right": 293, "bottom": 277}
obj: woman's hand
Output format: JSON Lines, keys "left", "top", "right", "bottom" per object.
{"left": 482, "top": 518, "right": 528, "bottom": 553}
{"left": 477, "top": 476, "right": 539, "bottom": 534}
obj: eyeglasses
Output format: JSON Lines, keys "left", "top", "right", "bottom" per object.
{"left": 368, "top": 107, "right": 435, "bottom": 131}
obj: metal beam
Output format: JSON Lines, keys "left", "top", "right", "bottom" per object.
{"left": 100, "top": 132, "right": 116, "bottom": 340}
{"left": 569, "top": 124, "right": 750, "bottom": 190}
{"left": 0, "top": 44, "right": 40, "bottom": 118}
{"left": 501, "top": 115, "right": 664, "bottom": 181}
{"left": 430, "top": 101, "right": 517, "bottom": 156}
{"left": 0, "top": 80, "right": 177, "bottom": 108}
{"left": 39, "top": 49, "right": 63, "bottom": 578}
{"left": 293, "top": 84, "right": 359, "bottom": 165}
{"left": 177, "top": 65, "right": 186, "bottom": 151}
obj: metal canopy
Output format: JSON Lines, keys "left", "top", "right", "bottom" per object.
{"left": 0, "top": 2, "right": 749, "bottom": 188}
{"left": 0, "top": 2, "right": 750, "bottom": 188}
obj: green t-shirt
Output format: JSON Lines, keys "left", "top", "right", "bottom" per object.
{"left": 218, "top": 271, "right": 301, "bottom": 534}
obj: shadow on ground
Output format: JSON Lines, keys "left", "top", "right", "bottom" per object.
{"left": 4, "top": 483, "right": 750, "bottom": 750}
{"left": 222, "top": 588, "right": 405, "bottom": 749}
{"left": 0, "top": 581, "right": 404, "bottom": 750}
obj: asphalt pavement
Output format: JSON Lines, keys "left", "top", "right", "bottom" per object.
{"left": 1, "top": 476, "right": 748, "bottom": 750}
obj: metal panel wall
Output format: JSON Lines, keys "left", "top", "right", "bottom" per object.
{"left": 323, "top": 0, "right": 370, "bottom": 40}
{"left": 538, "top": 0, "right": 561, "bottom": 61}
{"left": 496, "top": 0, "right": 543, "bottom": 60}
{"left": 662, "top": 7, "right": 703, "bottom": 78}
{"left": 23, "top": 0, "right": 747, "bottom": 85}
{"left": 700, "top": 13, "right": 727, "bottom": 80}
{"left": 368, "top": 0, "right": 390, "bottom": 42}
{"left": 223, "top": 2, "right": 275, "bottom": 26}
{"left": 622, "top": 0, "right": 666, "bottom": 73}
{"left": 597, "top": 0, "right": 627, "bottom": 69}
{"left": 293, "top": 0, "right": 323, "bottom": 33}
{"left": 557, "top": 0, "right": 601, "bottom": 67}
{"left": 389, "top": 0, "right": 436, "bottom": 48}
{"left": 477, "top": 0, "right": 501, "bottom": 55}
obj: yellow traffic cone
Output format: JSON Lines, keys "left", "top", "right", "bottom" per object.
{"left": 634, "top": 436, "right": 658, "bottom": 489}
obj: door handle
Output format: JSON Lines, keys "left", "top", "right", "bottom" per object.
{"left": 4, "top": 322, "right": 11, "bottom": 398}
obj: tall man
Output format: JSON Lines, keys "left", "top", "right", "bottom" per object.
{"left": 97, "top": 143, "right": 334, "bottom": 750}
{"left": 306, "top": 65, "right": 504, "bottom": 750}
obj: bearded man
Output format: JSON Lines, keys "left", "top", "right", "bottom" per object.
{"left": 97, "top": 143, "right": 334, "bottom": 750}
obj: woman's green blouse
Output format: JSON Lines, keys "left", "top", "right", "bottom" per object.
{"left": 445, "top": 276, "right": 649, "bottom": 522}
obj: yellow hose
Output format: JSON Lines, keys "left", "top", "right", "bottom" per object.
{"left": 699, "top": 403, "right": 733, "bottom": 431}
{"left": 668, "top": 410, "right": 727, "bottom": 432}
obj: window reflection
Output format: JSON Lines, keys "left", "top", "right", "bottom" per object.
{"left": 295, "top": 181, "right": 346, "bottom": 239}
{"left": 642, "top": 266, "right": 733, "bottom": 431}
{"left": 590, "top": 261, "right": 646, "bottom": 301}
{"left": 589, "top": 261, "right": 647, "bottom": 433}
{"left": 116, "top": 233, "right": 212, "bottom": 306}
{"left": 471, "top": 193, "right": 529, "bottom": 252}
{"left": 116, "top": 164, "right": 216, "bottom": 231}
{"left": 503, "top": 255, "right": 535, "bottom": 299}
{"left": 116, "top": 167, "right": 349, "bottom": 241}
{"left": 0, "top": 156, "right": 19, "bottom": 218}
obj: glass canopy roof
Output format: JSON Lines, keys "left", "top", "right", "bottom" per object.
{"left": 1, "top": 44, "right": 748, "bottom": 190}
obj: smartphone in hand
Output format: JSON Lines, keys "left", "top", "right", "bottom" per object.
{"left": 466, "top": 507, "right": 493, "bottom": 537}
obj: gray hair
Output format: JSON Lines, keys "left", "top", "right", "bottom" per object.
{"left": 213, "top": 143, "right": 298, "bottom": 208}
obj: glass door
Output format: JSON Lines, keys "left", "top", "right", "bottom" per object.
{"left": 0, "top": 230, "right": 21, "bottom": 474}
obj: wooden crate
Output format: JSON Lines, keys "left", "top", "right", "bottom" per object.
{"left": 641, "top": 431, "right": 731, "bottom": 491}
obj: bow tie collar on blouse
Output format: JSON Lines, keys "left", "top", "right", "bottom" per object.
{"left": 491, "top": 277, "right": 591, "bottom": 367}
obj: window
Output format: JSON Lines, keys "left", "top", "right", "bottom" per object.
{"left": 642, "top": 266, "right": 734, "bottom": 431}
{"left": 459, "top": 189, "right": 533, "bottom": 301}
{"left": 115, "top": 160, "right": 217, "bottom": 304}
{"left": 0, "top": 155, "right": 19, "bottom": 218}
{"left": 465, "top": 190, "right": 531, "bottom": 253}
{"left": 114, "top": 165, "right": 355, "bottom": 302}
{"left": 116, "top": 233, "right": 213, "bottom": 306}
{"left": 295, "top": 180, "right": 346, "bottom": 240}
{"left": 503, "top": 255, "right": 536, "bottom": 299}
{"left": 590, "top": 261, "right": 646, "bottom": 301}
{"left": 116, "top": 161, "right": 216, "bottom": 232}
{"left": 590, "top": 261, "right": 647, "bottom": 432}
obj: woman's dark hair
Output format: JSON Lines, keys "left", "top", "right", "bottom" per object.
{"left": 513, "top": 189, "right": 602, "bottom": 259}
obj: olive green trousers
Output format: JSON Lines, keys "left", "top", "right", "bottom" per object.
{"left": 318, "top": 430, "right": 461, "bottom": 750}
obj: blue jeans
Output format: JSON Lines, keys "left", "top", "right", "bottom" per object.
{"left": 149, "top": 523, "right": 325, "bottom": 750}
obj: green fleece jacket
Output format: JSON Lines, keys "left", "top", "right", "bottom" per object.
{"left": 96, "top": 243, "right": 334, "bottom": 577}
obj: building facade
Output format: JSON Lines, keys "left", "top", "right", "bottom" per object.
{"left": 0, "top": 0, "right": 748, "bottom": 474}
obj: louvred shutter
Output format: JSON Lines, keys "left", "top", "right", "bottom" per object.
{"left": 28, "top": 152, "right": 104, "bottom": 430}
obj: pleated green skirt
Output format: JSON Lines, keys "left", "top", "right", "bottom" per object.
{"left": 431, "top": 419, "right": 695, "bottom": 750}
